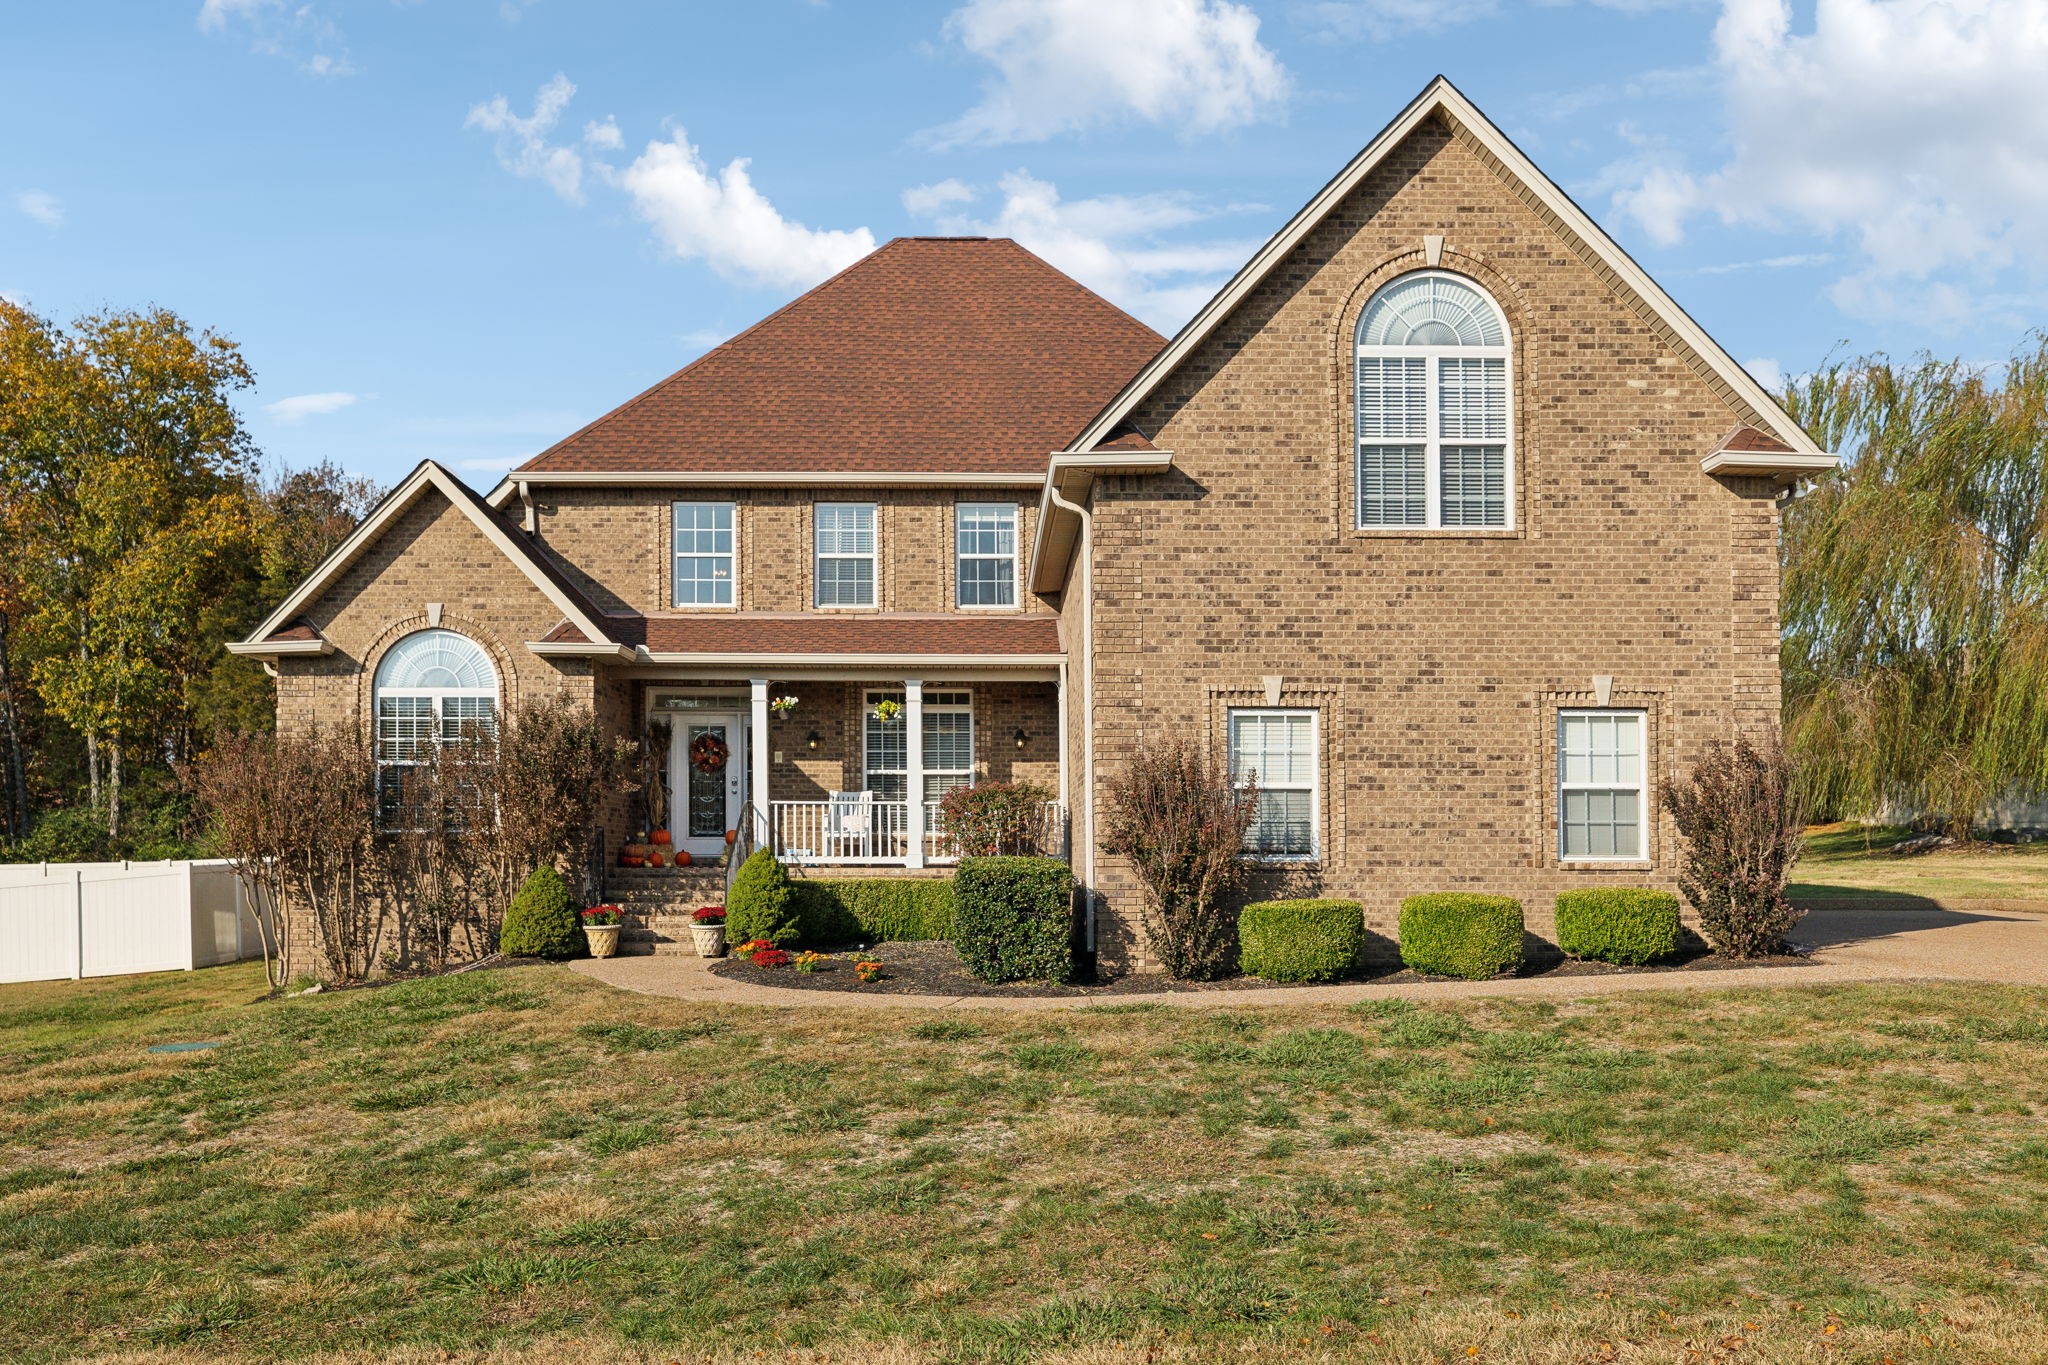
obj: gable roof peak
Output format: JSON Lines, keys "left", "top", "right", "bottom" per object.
{"left": 1066, "top": 76, "right": 1831, "bottom": 466}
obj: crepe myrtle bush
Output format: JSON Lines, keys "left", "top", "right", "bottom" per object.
{"left": 1662, "top": 737, "right": 1806, "bottom": 958}
{"left": 1101, "top": 738, "right": 1259, "bottom": 981}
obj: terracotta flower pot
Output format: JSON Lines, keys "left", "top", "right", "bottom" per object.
{"left": 583, "top": 924, "right": 621, "bottom": 959}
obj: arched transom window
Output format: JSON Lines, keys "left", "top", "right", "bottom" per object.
{"left": 1354, "top": 271, "right": 1512, "bottom": 529}
{"left": 373, "top": 629, "right": 498, "bottom": 821}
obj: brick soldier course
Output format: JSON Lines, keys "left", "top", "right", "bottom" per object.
{"left": 233, "top": 78, "right": 1832, "bottom": 972}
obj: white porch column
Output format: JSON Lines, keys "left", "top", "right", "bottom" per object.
{"left": 749, "top": 678, "right": 771, "bottom": 846}
{"left": 904, "top": 677, "right": 925, "bottom": 869}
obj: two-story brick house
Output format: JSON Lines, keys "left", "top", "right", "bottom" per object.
{"left": 231, "top": 80, "right": 1833, "bottom": 963}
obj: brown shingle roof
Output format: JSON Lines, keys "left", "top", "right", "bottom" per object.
{"left": 1719, "top": 425, "right": 1796, "bottom": 454}
{"left": 515, "top": 238, "right": 1164, "bottom": 477}
{"left": 542, "top": 613, "right": 1062, "bottom": 657}
{"left": 264, "top": 621, "right": 324, "bottom": 644}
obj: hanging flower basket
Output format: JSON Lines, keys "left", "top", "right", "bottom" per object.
{"left": 871, "top": 699, "right": 903, "bottom": 723}
{"left": 769, "top": 695, "right": 800, "bottom": 717}
{"left": 690, "top": 732, "right": 730, "bottom": 773}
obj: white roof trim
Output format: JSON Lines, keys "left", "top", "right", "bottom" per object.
{"left": 225, "top": 638, "right": 333, "bottom": 659}
{"left": 483, "top": 468, "right": 1045, "bottom": 508}
{"left": 1029, "top": 448, "right": 1175, "bottom": 594}
{"left": 1700, "top": 448, "right": 1839, "bottom": 483}
{"left": 1068, "top": 76, "right": 1833, "bottom": 468}
{"left": 527, "top": 640, "right": 636, "bottom": 662}
{"left": 633, "top": 650, "right": 1066, "bottom": 668}
{"left": 239, "top": 461, "right": 617, "bottom": 650}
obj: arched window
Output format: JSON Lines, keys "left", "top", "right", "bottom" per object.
{"left": 1354, "top": 271, "right": 1512, "bottom": 529}
{"left": 373, "top": 629, "right": 498, "bottom": 823}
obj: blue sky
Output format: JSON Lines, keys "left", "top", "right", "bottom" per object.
{"left": 4, "top": 1, "right": 2044, "bottom": 488}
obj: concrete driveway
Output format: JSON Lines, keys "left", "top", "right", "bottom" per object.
{"left": 571, "top": 902, "right": 2048, "bottom": 1010}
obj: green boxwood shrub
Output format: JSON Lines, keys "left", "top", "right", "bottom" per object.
{"left": 791, "top": 877, "right": 955, "bottom": 945}
{"left": 953, "top": 856, "right": 1074, "bottom": 983}
{"left": 500, "top": 866, "right": 582, "bottom": 959}
{"left": 1238, "top": 899, "right": 1364, "bottom": 982}
{"left": 726, "top": 848, "right": 799, "bottom": 946}
{"left": 1555, "top": 888, "right": 1681, "bottom": 965}
{"left": 1398, "top": 893, "right": 1524, "bottom": 980}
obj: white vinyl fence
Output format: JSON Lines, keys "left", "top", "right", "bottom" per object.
{"left": 0, "top": 860, "right": 267, "bottom": 985}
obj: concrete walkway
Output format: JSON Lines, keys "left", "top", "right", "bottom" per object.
{"left": 569, "top": 903, "right": 2048, "bottom": 1011}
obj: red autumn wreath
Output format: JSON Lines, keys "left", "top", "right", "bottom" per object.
{"left": 689, "top": 731, "right": 729, "bottom": 774}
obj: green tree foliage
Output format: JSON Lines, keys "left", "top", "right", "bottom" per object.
{"left": 1782, "top": 340, "right": 2048, "bottom": 833}
{"left": 0, "top": 299, "right": 379, "bottom": 856}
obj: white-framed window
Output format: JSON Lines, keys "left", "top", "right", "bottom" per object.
{"left": 864, "top": 689, "right": 974, "bottom": 803}
{"left": 1355, "top": 271, "right": 1512, "bottom": 530}
{"left": 671, "top": 502, "right": 735, "bottom": 607}
{"left": 1228, "top": 708, "right": 1318, "bottom": 859}
{"left": 815, "top": 503, "right": 877, "bottom": 607}
{"left": 1558, "top": 709, "right": 1647, "bottom": 861}
{"left": 955, "top": 502, "right": 1019, "bottom": 608}
{"left": 373, "top": 629, "right": 498, "bottom": 827}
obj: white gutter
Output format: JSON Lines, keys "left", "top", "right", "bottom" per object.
{"left": 1045, "top": 478, "right": 1098, "bottom": 955}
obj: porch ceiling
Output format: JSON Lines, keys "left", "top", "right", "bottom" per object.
{"left": 540, "top": 612, "right": 1064, "bottom": 668}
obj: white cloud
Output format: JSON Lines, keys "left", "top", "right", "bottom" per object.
{"left": 466, "top": 74, "right": 590, "bottom": 204}
{"left": 621, "top": 132, "right": 877, "bottom": 291}
{"left": 196, "top": 0, "right": 353, "bottom": 76}
{"left": 1298, "top": 0, "right": 1497, "bottom": 41}
{"left": 904, "top": 172, "right": 1259, "bottom": 329}
{"left": 1745, "top": 356, "right": 1784, "bottom": 392}
{"left": 16, "top": 190, "right": 61, "bottom": 228}
{"left": 264, "top": 391, "right": 359, "bottom": 422}
{"left": 1679, "top": 252, "right": 1834, "bottom": 277}
{"left": 583, "top": 117, "right": 623, "bottom": 151}
{"left": 929, "top": 0, "right": 1289, "bottom": 146}
{"left": 1610, "top": 0, "right": 2048, "bottom": 323}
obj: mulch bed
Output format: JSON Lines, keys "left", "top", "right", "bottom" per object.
{"left": 706, "top": 937, "right": 1812, "bottom": 1000}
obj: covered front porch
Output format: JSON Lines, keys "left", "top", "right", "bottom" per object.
{"left": 635, "top": 674, "right": 1067, "bottom": 871}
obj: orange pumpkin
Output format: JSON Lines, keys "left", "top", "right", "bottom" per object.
{"left": 650, "top": 829, "right": 672, "bottom": 846}
{"left": 724, "top": 829, "right": 738, "bottom": 846}
{"left": 674, "top": 850, "right": 694, "bottom": 868}
{"left": 647, "top": 850, "right": 665, "bottom": 868}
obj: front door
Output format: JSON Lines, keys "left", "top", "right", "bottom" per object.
{"left": 671, "top": 716, "right": 746, "bottom": 864}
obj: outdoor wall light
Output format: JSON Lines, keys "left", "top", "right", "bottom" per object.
{"left": 805, "top": 729, "right": 822, "bottom": 752}
{"left": 1013, "top": 727, "right": 1028, "bottom": 750}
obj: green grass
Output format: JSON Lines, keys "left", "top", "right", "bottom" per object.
{"left": 3, "top": 963, "right": 2048, "bottom": 1364}
{"left": 1791, "top": 822, "right": 2048, "bottom": 908}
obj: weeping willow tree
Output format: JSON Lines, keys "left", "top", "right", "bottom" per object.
{"left": 1781, "top": 337, "right": 2048, "bottom": 836}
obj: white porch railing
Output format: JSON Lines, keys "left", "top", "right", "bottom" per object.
{"left": 770, "top": 799, "right": 1068, "bottom": 867}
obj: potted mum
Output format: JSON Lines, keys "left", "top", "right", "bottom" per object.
{"left": 689, "top": 904, "right": 727, "bottom": 958}
{"left": 581, "top": 904, "right": 624, "bottom": 959}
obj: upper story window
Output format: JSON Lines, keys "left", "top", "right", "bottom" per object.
{"left": 1355, "top": 271, "right": 1512, "bottom": 530}
{"left": 956, "top": 503, "right": 1019, "bottom": 608}
{"left": 815, "top": 503, "right": 877, "bottom": 608}
{"left": 373, "top": 629, "right": 498, "bottom": 827}
{"left": 672, "top": 502, "right": 735, "bottom": 607}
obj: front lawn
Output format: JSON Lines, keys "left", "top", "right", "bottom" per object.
{"left": 3, "top": 963, "right": 2047, "bottom": 1364}
{"left": 1791, "top": 822, "right": 2048, "bottom": 908}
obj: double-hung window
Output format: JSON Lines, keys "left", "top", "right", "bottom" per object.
{"left": 815, "top": 503, "right": 877, "bottom": 607}
{"left": 1356, "top": 271, "right": 1512, "bottom": 529}
{"left": 1228, "top": 708, "right": 1318, "bottom": 858}
{"left": 864, "top": 690, "right": 974, "bottom": 803}
{"left": 956, "top": 503, "right": 1018, "bottom": 608}
{"left": 671, "top": 502, "right": 735, "bottom": 606}
{"left": 1558, "top": 709, "right": 1647, "bottom": 860}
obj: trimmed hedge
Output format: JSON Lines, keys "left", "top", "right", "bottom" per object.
{"left": 1556, "top": 888, "right": 1681, "bottom": 966}
{"left": 500, "top": 866, "right": 582, "bottom": 959}
{"left": 1398, "top": 893, "right": 1524, "bottom": 980}
{"left": 791, "top": 877, "right": 955, "bottom": 946}
{"left": 953, "top": 856, "right": 1074, "bottom": 983}
{"left": 726, "top": 849, "right": 799, "bottom": 946}
{"left": 1238, "top": 898, "right": 1364, "bottom": 982}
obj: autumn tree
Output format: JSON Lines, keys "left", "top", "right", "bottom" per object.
{"left": 0, "top": 301, "right": 261, "bottom": 838}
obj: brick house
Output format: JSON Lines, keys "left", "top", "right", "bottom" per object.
{"left": 231, "top": 80, "right": 1832, "bottom": 964}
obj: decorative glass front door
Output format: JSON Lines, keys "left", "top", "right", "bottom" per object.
{"left": 671, "top": 716, "right": 745, "bottom": 862}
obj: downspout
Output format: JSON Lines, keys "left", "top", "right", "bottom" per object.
{"left": 1046, "top": 477, "right": 1097, "bottom": 954}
